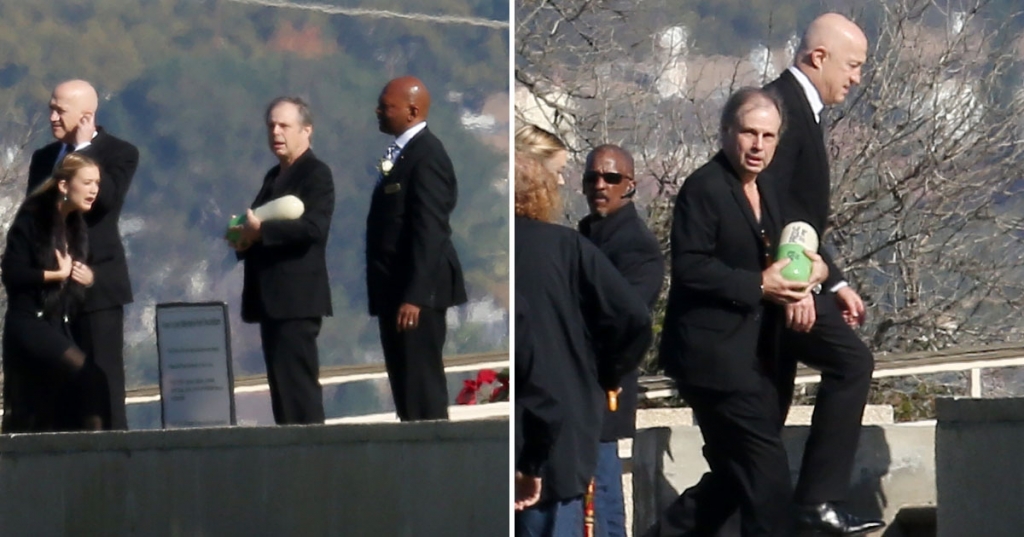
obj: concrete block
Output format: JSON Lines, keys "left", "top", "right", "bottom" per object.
{"left": 0, "top": 419, "right": 508, "bottom": 537}
{"left": 936, "top": 397, "right": 1024, "bottom": 537}
{"left": 632, "top": 423, "right": 935, "bottom": 536}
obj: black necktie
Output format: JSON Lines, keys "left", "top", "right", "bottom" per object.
{"left": 53, "top": 144, "right": 75, "bottom": 172}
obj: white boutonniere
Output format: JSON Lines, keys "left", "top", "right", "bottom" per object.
{"left": 379, "top": 158, "right": 394, "bottom": 176}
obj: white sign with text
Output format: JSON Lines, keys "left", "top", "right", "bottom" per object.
{"left": 156, "top": 302, "right": 235, "bottom": 428}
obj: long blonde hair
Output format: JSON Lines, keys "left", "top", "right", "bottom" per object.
{"left": 14, "top": 152, "right": 96, "bottom": 317}
{"left": 29, "top": 152, "right": 100, "bottom": 200}
{"left": 514, "top": 152, "right": 560, "bottom": 222}
{"left": 514, "top": 124, "right": 567, "bottom": 161}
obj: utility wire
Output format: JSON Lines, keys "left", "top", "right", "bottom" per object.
{"left": 225, "top": 0, "right": 508, "bottom": 29}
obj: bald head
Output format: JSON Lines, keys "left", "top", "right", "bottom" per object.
{"left": 583, "top": 144, "right": 636, "bottom": 217}
{"left": 586, "top": 145, "right": 634, "bottom": 178}
{"left": 376, "top": 76, "right": 432, "bottom": 136}
{"left": 55, "top": 80, "right": 99, "bottom": 111}
{"left": 49, "top": 79, "right": 99, "bottom": 143}
{"left": 798, "top": 14, "right": 866, "bottom": 58}
{"left": 795, "top": 13, "right": 868, "bottom": 105}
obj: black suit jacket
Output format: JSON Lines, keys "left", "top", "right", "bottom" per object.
{"left": 365, "top": 126, "right": 467, "bottom": 315}
{"left": 579, "top": 202, "right": 664, "bottom": 440}
{"left": 764, "top": 70, "right": 844, "bottom": 288}
{"left": 659, "top": 152, "right": 784, "bottom": 391}
{"left": 515, "top": 216, "right": 652, "bottom": 501}
{"left": 240, "top": 149, "right": 334, "bottom": 323}
{"left": 1, "top": 207, "right": 86, "bottom": 320}
{"left": 27, "top": 129, "right": 139, "bottom": 312}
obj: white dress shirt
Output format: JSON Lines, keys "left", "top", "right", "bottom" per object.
{"left": 786, "top": 66, "right": 825, "bottom": 124}
{"left": 392, "top": 121, "right": 427, "bottom": 159}
{"left": 54, "top": 130, "right": 99, "bottom": 167}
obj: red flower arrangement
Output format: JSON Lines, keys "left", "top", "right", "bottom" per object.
{"left": 456, "top": 368, "right": 509, "bottom": 405}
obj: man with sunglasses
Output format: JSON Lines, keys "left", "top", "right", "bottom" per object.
{"left": 578, "top": 145, "right": 664, "bottom": 537}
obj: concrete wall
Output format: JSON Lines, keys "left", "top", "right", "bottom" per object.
{"left": 936, "top": 397, "right": 1024, "bottom": 537}
{"left": 633, "top": 424, "right": 936, "bottom": 536}
{"left": 0, "top": 419, "right": 508, "bottom": 537}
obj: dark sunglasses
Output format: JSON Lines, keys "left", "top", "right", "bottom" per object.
{"left": 582, "top": 171, "right": 632, "bottom": 185}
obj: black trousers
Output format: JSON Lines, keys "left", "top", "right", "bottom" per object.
{"left": 648, "top": 376, "right": 793, "bottom": 537}
{"left": 378, "top": 306, "right": 449, "bottom": 421}
{"left": 259, "top": 317, "right": 325, "bottom": 425}
{"left": 780, "top": 293, "right": 874, "bottom": 504}
{"left": 70, "top": 306, "right": 127, "bottom": 430}
{"left": 3, "top": 314, "right": 105, "bottom": 433}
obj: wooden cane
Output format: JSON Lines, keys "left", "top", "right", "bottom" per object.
{"left": 584, "top": 478, "right": 596, "bottom": 537}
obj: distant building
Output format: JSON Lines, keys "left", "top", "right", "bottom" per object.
{"left": 459, "top": 111, "right": 497, "bottom": 131}
{"left": 748, "top": 43, "right": 779, "bottom": 85}
{"left": 447, "top": 297, "right": 508, "bottom": 349}
{"left": 514, "top": 84, "right": 578, "bottom": 149}
{"left": 654, "top": 26, "right": 689, "bottom": 99}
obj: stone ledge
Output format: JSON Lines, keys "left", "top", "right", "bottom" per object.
{"left": 0, "top": 419, "right": 508, "bottom": 536}
{"left": 936, "top": 396, "right": 1024, "bottom": 423}
{"left": 0, "top": 418, "right": 508, "bottom": 454}
{"left": 635, "top": 404, "right": 894, "bottom": 429}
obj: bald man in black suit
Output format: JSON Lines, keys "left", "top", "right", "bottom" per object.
{"left": 763, "top": 13, "right": 884, "bottom": 534}
{"left": 27, "top": 79, "right": 138, "bottom": 430}
{"left": 366, "top": 76, "right": 467, "bottom": 422}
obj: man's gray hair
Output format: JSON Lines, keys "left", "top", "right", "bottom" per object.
{"left": 265, "top": 96, "right": 314, "bottom": 127}
{"left": 719, "top": 87, "right": 786, "bottom": 136}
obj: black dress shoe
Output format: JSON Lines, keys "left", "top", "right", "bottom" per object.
{"left": 795, "top": 502, "right": 886, "bottom": 535}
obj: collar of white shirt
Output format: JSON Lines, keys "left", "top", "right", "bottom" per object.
{"left": 55, "top": 131, "right": 98, "bottom": 167}
{"left": 59, "top": 130, "right": 100, "bottom": 159}
{"left": 393, "top": 121, "right": 427, "bottom": 154}
{"left": 786, "top": 65, "right": 824, "bottom": 124}
{"left": 785, "top": 66, "right": 848, "bottom": 293}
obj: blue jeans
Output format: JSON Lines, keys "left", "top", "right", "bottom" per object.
{"left": 516, "top": 496, "right": 584, "bottom": 537}
{"left": 594, "top": 441, "right": 627, "bottom": 537}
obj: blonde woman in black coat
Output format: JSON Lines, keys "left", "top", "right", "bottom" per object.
{"left": 2, "top": 152, "right": 106, "bottom": 433}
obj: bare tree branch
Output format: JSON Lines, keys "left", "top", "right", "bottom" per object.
{"left": 517, "top": 0, "right": 1024, "bottom": 370}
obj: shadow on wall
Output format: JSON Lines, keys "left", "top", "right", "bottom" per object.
{"left": 634, "top": 425, "right": 901, "bottom": 536}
